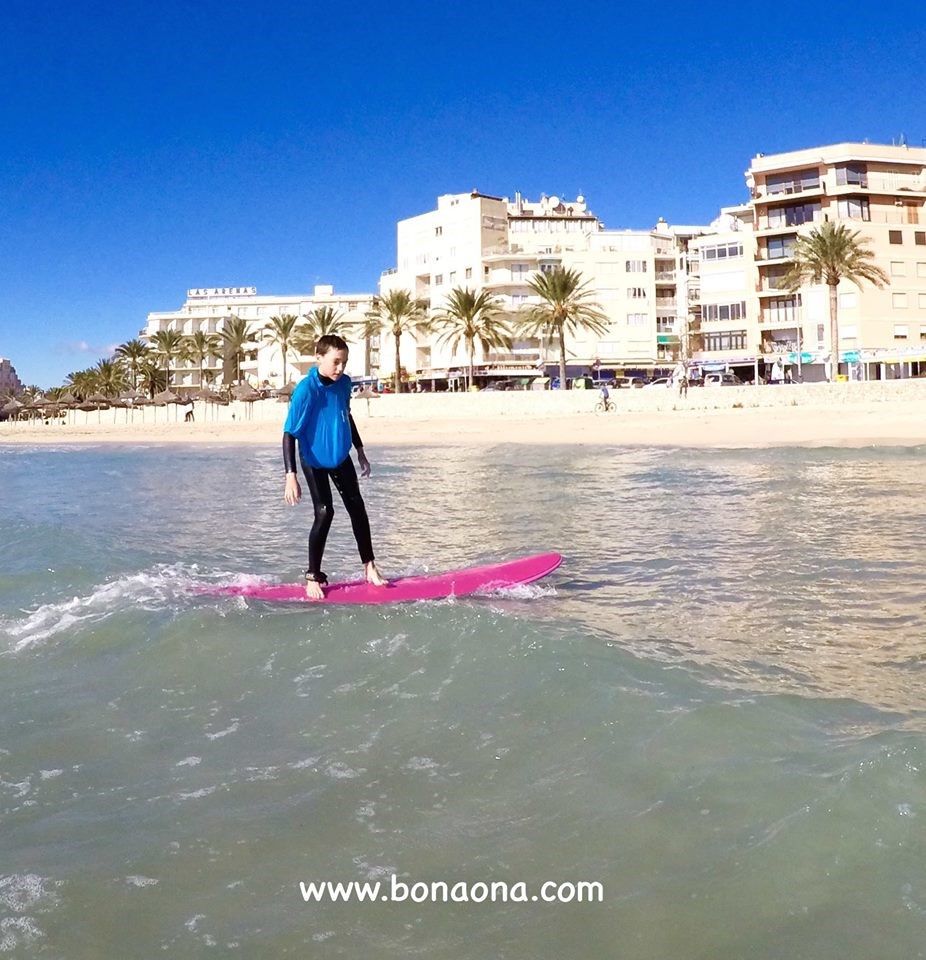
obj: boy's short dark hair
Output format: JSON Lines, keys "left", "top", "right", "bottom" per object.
{"left": 315, "top": 334, "right": 349, "bottom": 355}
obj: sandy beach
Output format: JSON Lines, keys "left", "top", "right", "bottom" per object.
{"left": 2, "top": 380, "right": 926, "bottom": 449}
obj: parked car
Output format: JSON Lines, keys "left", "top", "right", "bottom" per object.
{"left": 643, "top": 377, "right": 672, "bottom": 388}
{"left": 704, "top": 372, "right": 744, "bottom": 386}
{"left": 612, "top": 376, "right": 646, "bottom": 389}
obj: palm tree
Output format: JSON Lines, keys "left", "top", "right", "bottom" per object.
{"left": 294, "top": 306, "right": 350, "bottom": 356}
{"left": 432, "top": 287, "right": 512, "bottom": 389}
{"left": 114, "top": 339, "right": 151, "bottom": 390}
{"left": 183, "top": 330, "right": 222, "bottom": 389}
{"left": 219, "top": 315, "right": 253, "bottom": 385}
{"left": 518, "top": 267, "right": 609, "bottom": 389}
{"left": 262, "top": 314, "right": 301, "bottom": 387}
{"left": 65, "top": 369, "right": 98, "bottom": 401}
{"left": 364, "top": 290, "right": 429, "bottom": 394}
{"left": 138, "top": 359, "right": 166, "bottom": 399}
{"left": 782, "top": 221, "right": 889, "bottom": 381}
{"left": 147, "top": 329, "right": 185, "bottom": 390}
{"left": 94, "top": 358, "right": 127, "bottom": 397}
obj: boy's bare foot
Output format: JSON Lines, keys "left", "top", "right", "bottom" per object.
{"left": 304, "top": 579, "right": 325, "bottom": 600}
{"left": 364, "top": 561, "right": 387, "bottom": 587}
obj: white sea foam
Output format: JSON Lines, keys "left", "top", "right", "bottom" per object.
{"left": 0, "top": 563, "right": 202, "bottom": 652}
{"left": 125, "top": 876, "right": 159, "bottom": 887}
{"left": 205, "top": 721, "right": 239, "bottom": 741}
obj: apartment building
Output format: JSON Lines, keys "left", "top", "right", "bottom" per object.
{"left": 689, "top": 142, "right": 926, "bottom": 382}
{"left": 0, "top": 357, "right": 24, "bottom": 396}
{"left": 143, "top": 285, "right": 376, "bottom": 391}
{"left": 380, "top": 191, "right": 713, "bottom": 385}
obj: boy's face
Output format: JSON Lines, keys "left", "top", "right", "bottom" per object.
{"left": 316, "top": 347, "right": 348, "bottom": 380}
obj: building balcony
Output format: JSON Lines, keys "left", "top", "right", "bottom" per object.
{"left": 753, "top": 184, "right": 825, "bottom": 203}
{"left": 759, "top": 314, "right": 801, "bottom": 329}
{"left": 655, "top": 271, "right": 676, "bottom": 281}
{"left": 655, "top": 297, "right": 677, "bottom": 307}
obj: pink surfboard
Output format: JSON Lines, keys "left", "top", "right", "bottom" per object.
{"left": 197, "top": 552, "right": 562, "bottom": 605}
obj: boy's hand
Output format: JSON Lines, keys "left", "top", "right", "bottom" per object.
{"left": 284, "top": 473, "right": 301, "bottom": 505}
{"left": 357, "top": 449, "right": 371, "bottom": 478}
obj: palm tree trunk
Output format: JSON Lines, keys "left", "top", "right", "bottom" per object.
{"left": 558, "top": 326, "right": 568, "bottom": 390}
{"left": 394, "top": 333, "right": 403, "bottom": 395}
{"left": 828, "top": 283, "right": 839, "bottom": 382}
{"left": 468, "top": 342, "right": 475, "bottom": 391}
{"left": 282, "top": 344, "right": 288, "bottom": 388}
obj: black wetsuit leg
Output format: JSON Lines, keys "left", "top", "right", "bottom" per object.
{"left": 302, "top": 456, "right": 375, "bottom": 575}
{"left": 302, "top": 464, "right": 335, "bottom": 578}
{"left": 329, "top": 456, "right": 375, "bottom": 565}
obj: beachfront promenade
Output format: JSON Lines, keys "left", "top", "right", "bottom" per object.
{"left": 2, "top": 379, "right": 926, "bottom": 449}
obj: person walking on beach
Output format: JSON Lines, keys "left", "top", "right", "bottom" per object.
{"left": 282, "top": 334, "right": 386, "bottom": 599}
{"left": 673, "top": 360, "right": 688, "bottom": 398}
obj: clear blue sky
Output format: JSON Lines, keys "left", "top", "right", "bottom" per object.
{"left": 3, "top": 0, "right": 925, "bottom": 388}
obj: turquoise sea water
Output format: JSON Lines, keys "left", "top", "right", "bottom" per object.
{"left": 2, "top": 442, "right": 926, "bottom": 958}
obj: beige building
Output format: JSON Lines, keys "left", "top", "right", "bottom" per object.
{"left": 143, "top": 285, "right": 376, "bottom": 391}
{"left": 689, "top": 142, "right": 926, "bottom": 382}
{"left": 380, "top": 191, "right": 713, "bottom": 386}
{"left": 0, "top": 357, "right": 24, "bottom": 397}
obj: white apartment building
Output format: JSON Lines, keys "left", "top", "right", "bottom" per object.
{"left": 0, "top": 357, "right": 24, "bottom": 396}
{"left": 380, "top": 191, "right": 714, "bottom": 385}
{"left": 143, "top": 285, "right": 376, "bottom": 391}
{"left": 689, "top": 142, "right": 926, "bottom": 382}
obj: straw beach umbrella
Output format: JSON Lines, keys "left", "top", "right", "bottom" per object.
{"left": 2, "top": 398, "right": 23, "bottom": 424}
{"left": 152, "top": 388, "right": 186, "bottom": 422}
{"left": 232, "top": 383, "right": 262, "bottom": 420}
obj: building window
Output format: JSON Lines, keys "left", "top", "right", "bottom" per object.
{"left": 894, "top": 325, "right": 909, "bottom": 339}
{"left": 766, "top": 235, "right": 797, "bottom": 259}
{"left": 919, "top": 295, "right": 926, "bottom": 310}
{"left": 765, "top": 297, "right": 800, "bottom": 324}
{"left": 625, "top": 260, "right": 647, "bottom": 272}
{"left": 704, "top": 301, "right": 747, "bottom": 322}
{"left": 838, "top": 292, "right": 857, "bottom": 309}
{"left": 703, "top": 330, "right": 747, "bottom": 351}
{"left": 465, "top": 267, "right": 473, "bottom": 280}
{"left": 837, "top": 197, "right": 870, "bottom": 221}
{"left": 449, "top": 271, "right": 456, "bottom": 285}
{"left": 484, "top": 266, "right": 490, "bottom": 280}
{"left": 765, "top": 168, "right": 820, "bottom": 195}
{"left": 511, "top": 294, "right": 527, "bottom": 306}
{"left": 892, "top": 293, "right": 907, "bottom": 309}
{"left": 889, "top": 230, "right": 903, "bottom": 244}
{"left": 434, "top": 274, "right": 443, "bottom": 286}
{"left": 817, "top": 324, "right": 825, "bottom": 345}
{"left": 920, "top": 326, "right": 926, "bottom": 341}
{"left": 835, "top": 164, "right": 868, "bottom": 187}
{"left": 435, "top": 226, "right": 442, "bottom": 236}
{"left": 701, "top": 242, "right": 744, "bottom": 261}
{"left": 767, "top": 202, "right": 821, "bottom": 228}
{"left": 915, "top": 232, "right": 926, "bottom": 246}
{"left": 918, "top": 263, "right": 926, "bottom": 278}
{"left": 627, "top": 287, "right": 647, "bottom": 299}
{"left": 626, "top": 313, "right": 647, "bottom": 327}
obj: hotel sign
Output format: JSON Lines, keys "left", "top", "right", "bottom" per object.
{"left": 187, "top": 286, "right": 257, "bottom": 298}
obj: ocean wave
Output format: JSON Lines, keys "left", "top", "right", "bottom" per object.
{"left": 0, "top": 564, "right": 208, "bottom": 653}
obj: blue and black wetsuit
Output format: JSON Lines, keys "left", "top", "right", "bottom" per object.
{"left": 282, "top": 368, "right": 375, "bottom": 583}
